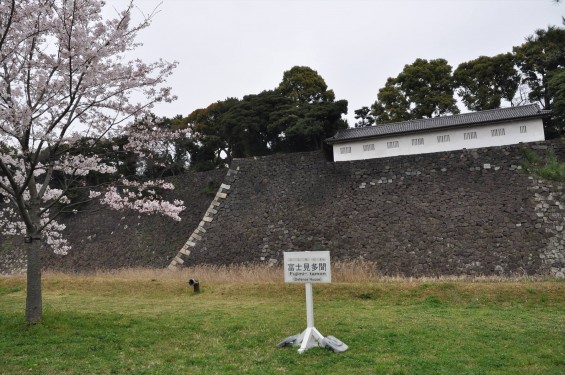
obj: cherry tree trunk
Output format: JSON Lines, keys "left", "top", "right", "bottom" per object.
{"left": 25, "top": 234, "right": 42, "bottom": 324}
{"left": 25, "top": 202, "right": 43, "bottom": 324}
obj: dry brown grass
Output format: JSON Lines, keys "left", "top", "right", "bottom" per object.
{"left": 35, "top": 260, "right": 381, "bottom": 284}
{"left": 2, "top": 261, "right": 563, "bottom": 308}
{"left": 34, "top": 260, "right": 560, "bottom": 284}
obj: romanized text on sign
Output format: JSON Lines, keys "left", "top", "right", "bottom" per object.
{"left": 283, "top": 251, "right": 331, "bottom": 283}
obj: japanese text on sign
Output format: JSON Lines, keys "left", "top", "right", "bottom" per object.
{"left": 283, "top": 251, "right": 331, "bottom": 283}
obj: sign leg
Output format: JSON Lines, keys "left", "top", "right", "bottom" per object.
{"left": 305, "top": 283, "right": 314, "bottom": 328}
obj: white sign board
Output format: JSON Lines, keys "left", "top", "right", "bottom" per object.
{"left": 284, "top": 251, "right": 331, "bottom": 283}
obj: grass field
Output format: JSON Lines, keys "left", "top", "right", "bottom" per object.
{"left": 1, "top": 265, "right": 564, "bottom": 374}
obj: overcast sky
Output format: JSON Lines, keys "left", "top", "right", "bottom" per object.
{"left": 104, "top": 0, "right": 564, "bottom": 125}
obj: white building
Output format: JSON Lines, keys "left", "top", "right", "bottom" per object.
{"left": 326, "top": 104, "right": 550, "bottom": 162}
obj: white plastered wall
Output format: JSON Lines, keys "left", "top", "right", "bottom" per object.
{"left": 332, "top": 118, "right": 545, "bottom": 162}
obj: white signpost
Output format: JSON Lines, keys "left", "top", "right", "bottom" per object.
{"left": 284, "top": 250, "right": 332, "bottom": 284}
{"left": 278, "top": 251, "right": 348, "bottom": 354}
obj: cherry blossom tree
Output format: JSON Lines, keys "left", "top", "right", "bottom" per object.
{"left": 0, "top": 0, "right": 186, "bottom": 323}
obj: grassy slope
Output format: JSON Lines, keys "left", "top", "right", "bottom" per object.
{"left": 0, "top": 270, "right": 564, "bottom": 374}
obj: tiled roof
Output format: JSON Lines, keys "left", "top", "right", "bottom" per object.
{"left": 326, "top": 104, "right": 551, "bottom": 144}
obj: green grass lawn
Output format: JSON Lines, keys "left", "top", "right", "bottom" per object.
{"left": 1, "top": 272, "right": 564, "bottom": 374}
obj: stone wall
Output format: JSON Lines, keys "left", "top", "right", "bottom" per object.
{"left": 3, "top": 142, "right": 565, "bottom": 277}
{"left": 175, "top": 142, "right": 565, "bottom": 277}
{"left": 0, "top": 169, "right": 227, "bottom": 275}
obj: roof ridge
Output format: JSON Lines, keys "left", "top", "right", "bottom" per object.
{"left": 434, "top": 103, "right": 541, "bottom": 120}
{"left": 343, "top": 104, "right": 540, "bottom": 133}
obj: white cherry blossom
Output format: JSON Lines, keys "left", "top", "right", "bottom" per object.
{"left": 0, "top": 0, "right": 185, "bottom": 322}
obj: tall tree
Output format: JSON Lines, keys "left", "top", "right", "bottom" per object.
{"left": 223, "top": 90, "right": 294, "bottom": 157}
{"left": 372, "top": 58, "right": 459, "bottom": 124}
{"left": 0, "top": 0, "right": 184, "bottom": 323}
{"left": 184, "top": 66, "right": 347, "bottom": 164}
{"left": 275, "top": 67, "right": 347, "bottom": 151}
{"left": 513, "top": 24, "right": 565, "bottom": 110}
{"left": 186, "top": 98, "right": 240, "bottom": 169}
{"left": 454, "top": 54, "right": 521, "bottom": 111}
{"left": 548, "top": 68, "right": 565, "bottom": 128}
{"left": 276, "top": 66, "right": 335, "bottom": 103}
{"left": 282, "top": 100, "right": 348, "bottom": 151}
{"left": 513, "top": 23, "right": 565, "bottom": 136}
{"left": 371, "top": 78, "right": 412, "bottom": 124}
{"left": 354, "top": 106, "right": 375, "bottom": 127}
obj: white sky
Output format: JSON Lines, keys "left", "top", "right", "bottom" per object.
{"left": 104, "top": 0, "right": 565, "bottom": 125}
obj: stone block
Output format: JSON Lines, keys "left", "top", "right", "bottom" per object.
{"left": 180, "top": 248, "right": 191, "bottom": 256}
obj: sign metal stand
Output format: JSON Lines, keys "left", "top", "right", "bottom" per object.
{"left": 294, "top": 282, "right": 325, "bottom": 353}
{"left": 277, "top": 251, "right": 348, "bottom": 354}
